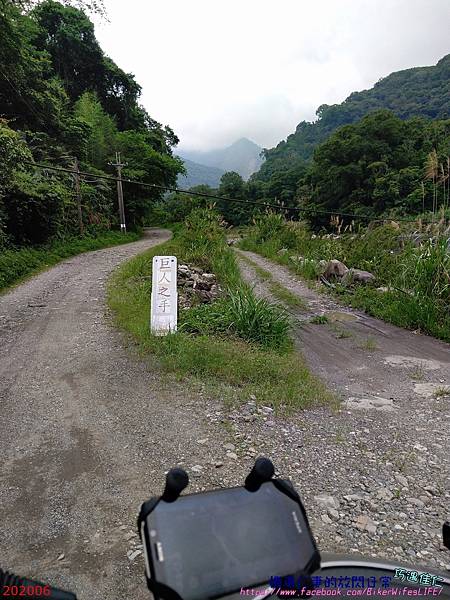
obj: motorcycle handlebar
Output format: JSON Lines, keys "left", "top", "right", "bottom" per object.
{"left": 0, "top": 569, "right": 77, "bottom": 600}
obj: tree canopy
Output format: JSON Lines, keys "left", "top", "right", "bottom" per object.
{"left": 0, "top": 0, "right": 183, "bottom": 246}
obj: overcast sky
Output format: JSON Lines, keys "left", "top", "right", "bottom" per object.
{"left": 93, "top": 0, "right": 449, "bottom": 152}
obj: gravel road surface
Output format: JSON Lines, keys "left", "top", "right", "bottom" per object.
{"left": 235, "top": 249, "right": 450, "bottom": 574}
{"left": 0, "top": 229, "right": 228, "bottom": 600}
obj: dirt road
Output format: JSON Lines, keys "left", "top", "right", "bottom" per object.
{"left": 235, "top": 249, "right": 450, "bottom": 571}
{"left": 0, "top": 229, "right": 229, "bottom": 600}
{"left": 1, "top": 231, "right": 450, "bottom": 598}
{"left": 236, "top": 249, "right": 450, "bottom": 406}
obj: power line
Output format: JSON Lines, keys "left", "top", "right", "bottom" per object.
{"left": 0, "top": 65, "right": 52, "bottom": 126}
{"left": 22, "top": 159, "right": 448, "bottom": 225}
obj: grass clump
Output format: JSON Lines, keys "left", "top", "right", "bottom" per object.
{"left": 330, "top": 324, "right": 353, "bottom": 339}
{"left": 0, "top": 231, "right": 140, "bottom": 292}
{"left": 310, "top": 314, "right": 329, "bottom": 324}
{"left": 433, "top": 387, "right": 450, "bottom": 398}
{"left": 224, "top": 287, "right": 290, "bottom": 349}
{"left": 108, "top": 208, "right": 333, "bottom": 411}
{"left": 409, "top": 364, "right": 425, "bottom": 380}
{"left": 358, "top": 336, "right": 378, "bottom": 351}
{"left": 180, "top": 287, "right": 290, "bottom": 351}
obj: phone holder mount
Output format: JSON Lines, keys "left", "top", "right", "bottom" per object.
{"left": 137, "top": 458, "right": 318, "bottom": 600}
{"left": 138, "top": 457, "right": 302, "bottom": 529}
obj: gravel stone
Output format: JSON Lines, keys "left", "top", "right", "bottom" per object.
{"left": 314, "top": 494, "right": 340, "bottom": 510}
{"left": 408, "top": 497, "right": 426, "bottom": 508}
{"left": 395, "top": 474, "right": 409, "bottom": 487}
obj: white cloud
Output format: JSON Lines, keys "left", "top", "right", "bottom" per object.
{"left": 93, "top": 0, "right": 450, "bottom": 151}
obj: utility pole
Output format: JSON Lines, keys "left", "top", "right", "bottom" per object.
{"left": 109, "top": 152, "right": 127, "bottom": 233}
{"left": 73, "top": 157, "right": 84, "bottom": 236}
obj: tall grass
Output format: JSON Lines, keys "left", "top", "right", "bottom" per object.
{"left": 179, "top": 289, "right": 290, "bottom": 350}
{"left": 222, "top": 288, "right": 290, "bottom": 349}
{"left": 241, "top": 213, "right": 450, "bottom": 342}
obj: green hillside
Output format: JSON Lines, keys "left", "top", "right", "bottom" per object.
{"left": 255, "top": 54, "right": 450, "bottom": 183}
{"left": 176, "top": 157, "right": 225, "bottom": 188}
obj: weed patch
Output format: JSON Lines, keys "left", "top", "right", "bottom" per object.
{"left": 358, "top": 336, "right": 378, "bottom": 351}
{"left": 433, "top": 387, "right": 450, "bottom": 398}
{"left": 310, "top": 315, "right": 329, "bottom": 324}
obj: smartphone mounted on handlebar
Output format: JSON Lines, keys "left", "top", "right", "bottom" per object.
{"left": 2, "top": 458, "right": 450, "bottom": 600}
{"left": 138, "top": 458, "right": 320, "bottom": 600}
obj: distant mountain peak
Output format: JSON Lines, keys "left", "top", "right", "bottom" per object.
{"left": 232, "top": 137, "right": 260, "bottom": 146}
{"left": 178, "top": 138, "right": 264, "bottom": 181}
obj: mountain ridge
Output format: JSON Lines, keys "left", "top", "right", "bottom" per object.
{"left": 179, "top": 137, "right": 263, "bottom": 181}
{"left": 176, "top": 158, "right": 225, "bottom": 189}
{"left": 253, "top": 53, "right": 450, "bottom": 182}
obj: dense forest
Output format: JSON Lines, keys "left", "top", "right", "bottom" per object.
{"left": 0, "top": 0, "right": 183, "bottom": 248}
{"left": 160, "top": 110, "right": 450, "bottom": 227}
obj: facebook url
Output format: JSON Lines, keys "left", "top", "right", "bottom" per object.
{"left": 240, "top": 587, "right": 443, "bottom": 597}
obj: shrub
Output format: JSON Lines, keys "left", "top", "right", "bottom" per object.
{"left": 225, "top": 287, "right": 289, "bottom": 349}
{"left": 0, "top": 231, "right": 140, "bottom": 291}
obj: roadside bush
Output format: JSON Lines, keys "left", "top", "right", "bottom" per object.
{"left": 0, "top": 231, "right": 140, "bottom": 291}
{"left": 4, "top": 173, "right": 69, "bottom": 246}
{"left": 250, "top": 212, "right": 287, "bottom": 243}
{"left": 178, "top": 208, "right": 225, "bottom": 267}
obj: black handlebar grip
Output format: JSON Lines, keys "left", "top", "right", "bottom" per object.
{"left": 443, "top": 521, "right": 450, "bottom": 550}
{"left": 161, "top": 468, "right": 189, "bottom": 502}
{"left": 0, "top": 569, "right": 77, "bottom": 599}
{"left": 245, "top": 457, "right": 275, "bottom": 491}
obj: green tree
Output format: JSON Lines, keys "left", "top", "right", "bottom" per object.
{"left": 217, "top": 171, "right": 252, "bottom": 225}
{"left": 0, "top": 121, "right": 32, "bottom": 244}
{"left": 306, "top": 111, "right": 450, "bottom": 223}
{"left": 74, "top": 91, "right": 117, "bottom": 167}
{"left": 0, "top": 0, "right": 183, "bottom": 244}
{"left": 115, "top": 130, "right": 184, "bottom": 227}
{"left": 0, "top": 1, "right": 68, "bottom": 133}
{"left": 31, "top": 0, "right": 105, "bottom": 102}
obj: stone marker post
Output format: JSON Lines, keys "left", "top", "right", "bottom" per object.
{"left": 150, "top": 256, "right": 177, "bottom": 335}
